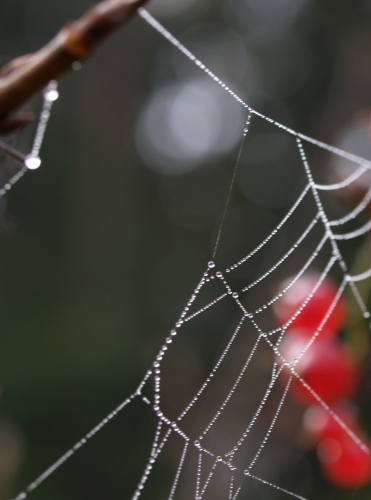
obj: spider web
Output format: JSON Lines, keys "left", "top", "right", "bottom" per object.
{"left": 4, "top": 9, "right": 371, "bottom": 500}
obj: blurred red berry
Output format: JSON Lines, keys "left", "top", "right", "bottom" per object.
{"left": 302, "top": 403, "right": 358, "bottom": 443}
{"left": 278, "top": 332, "right": 358, "bottom": 406}
{"left": 318, "top": 433, "right": 371, "bottom": 488}
{"left": 279, "top": 326, "right": 336, "bottom": 342}
{"left": 273, "top": 272, "right": 346, "bottom": 335}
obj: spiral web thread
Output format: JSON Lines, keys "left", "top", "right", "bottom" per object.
{"left": 6, "top": 10, "right": 371, "bottom": 500}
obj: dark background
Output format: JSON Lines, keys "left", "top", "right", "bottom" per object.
{"left": 0, "top": 0, "right": 371, "bottom": 499}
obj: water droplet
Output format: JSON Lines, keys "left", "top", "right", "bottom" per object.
{"left": 24, "top": 155, "right": 41, "bottom": 170}
{"left": 44, "top": 89, "right": 59, "bottom": 102}
{"left": 232, "top": 292, "right": 238, "bottom": 299}
{"left": 208, "top": 261, "right": 215, "bottom": 269}
{"left": 364, "top": 312, "right": 370, "bottom": 319}
{"left": 216, "top": 456, "right": 222, "bottom": 462}
{"left": 171, "top": 330, "right": 177, "bottom": 336}
{"left": 216, "top": 272, "right": 222, "bottom": 278}
{"left": 166, "top": 338, "right": 172, "bottom": 344}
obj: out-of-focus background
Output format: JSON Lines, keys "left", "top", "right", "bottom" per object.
{"left": 0, "top": 0, "right": 371, "bottom": 499}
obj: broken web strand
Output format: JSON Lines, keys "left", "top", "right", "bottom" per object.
{"left": 11, "top": 11, "right": 371, "bottom": 500}
{"left": 0, "top": 80, "right": 58, "bottom": 201}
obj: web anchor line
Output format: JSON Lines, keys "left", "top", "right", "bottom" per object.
{"left": 139, "top": 9, "right": 371, "bottom": 171}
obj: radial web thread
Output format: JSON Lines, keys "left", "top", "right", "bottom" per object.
{"left": 4, "top": 9, "right": 371, "bottom": 500}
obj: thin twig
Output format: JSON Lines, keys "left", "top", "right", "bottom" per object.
{"left": 0, "top": 0, "right": 148, "bottom": 122}
{"left": 0, "top": 140, "right": 26, "bottom": 166}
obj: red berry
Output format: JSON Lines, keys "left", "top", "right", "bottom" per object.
{"left": 279, "top": 326, "right": 336, "bottom": 343}
{"left": 278, "top": 332, "right": 358, "bottom": 406}
{"left": 273, "top": 272, "right": 346, "bottom": 335}
{"left": 318, "top": 433, "right": 371, "bottom": 488}
{"left": 302, "top": 403, "right": 358, "bottom": 443}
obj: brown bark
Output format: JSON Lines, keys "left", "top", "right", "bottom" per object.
{"left": 0, "top": 0, "right": 148, "bottom": 132}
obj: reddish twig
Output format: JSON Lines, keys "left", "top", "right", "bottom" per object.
{"left": 0, "top": 0, "right": 148, "bottom": 134}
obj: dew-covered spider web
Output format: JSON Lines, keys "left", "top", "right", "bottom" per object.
{"left": 4, "top": 8, "right": 371, "bottom": 500}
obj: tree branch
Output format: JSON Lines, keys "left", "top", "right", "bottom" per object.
{"left": 0, "top": 0, "right": 148, "bottom": 132}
